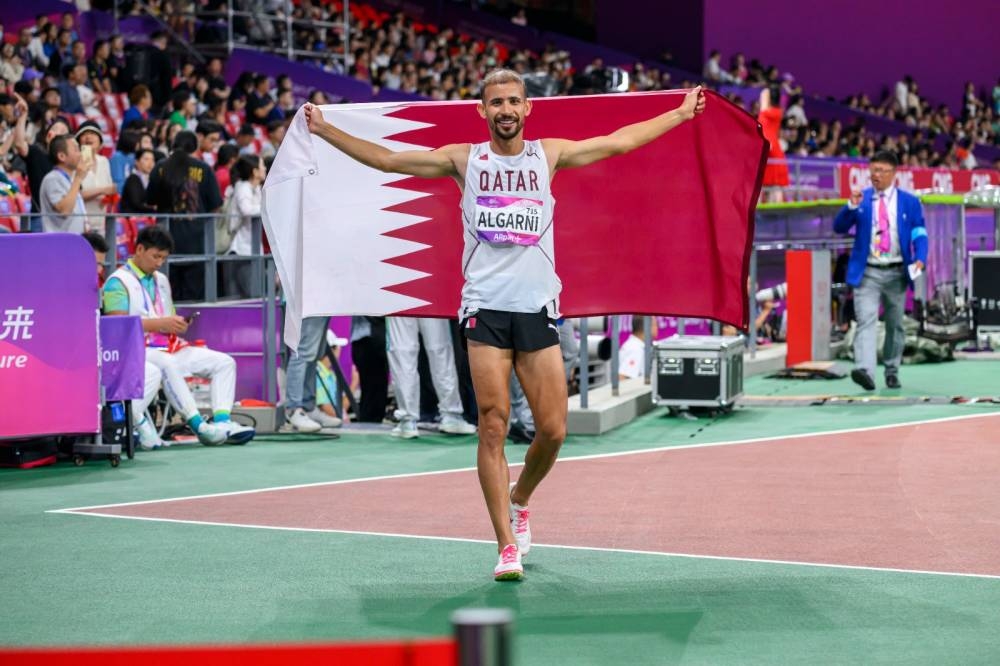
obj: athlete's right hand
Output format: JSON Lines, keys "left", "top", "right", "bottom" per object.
{"left": 303, "top": 103, "right": 328, "bottom": 134}
{"left": 849, "top": 189, "right": 863, "bottom": 207}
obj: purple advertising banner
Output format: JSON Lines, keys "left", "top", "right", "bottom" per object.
{"left": 785, "top": 158, "right": 839, "bottom": 194}
{"left": 0, "top": 234, "right": 100, "bottom": 439}
{"left": 225, "top": 49, "right": 374, "bottom": 104}
{"left": 176, "top": 303, "right": 275, "bottom": 401}
{"left": 3, "top": 0, "right": 74, "bottom": 29}
{"left": 79, "top": 12, "right": 163, "bottom": 46}
{"left": 99, "top": 316, "right": 145, "bottom": 402}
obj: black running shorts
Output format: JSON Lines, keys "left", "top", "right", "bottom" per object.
{"left": 461, "top": 308, "right": 559, "bottom": 352}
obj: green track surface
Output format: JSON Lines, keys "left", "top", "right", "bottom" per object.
{"left": 743, "top": 359, "right": 1000, "bottom": 400}
{"left": 3, "top": 361, "right": 999, "bottom": 664}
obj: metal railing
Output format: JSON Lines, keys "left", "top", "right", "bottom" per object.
{"left": 573, "top": 235, "right": 857, "bottom": 409}
{"left": 118, "top": 0, "right": 207, "bottom": 64}
{"left": 3, "top": 211, "right": 279, "bottom": 406}
{"left": 764, "top": 157, "right": 842, "bottom": 202}
{"left": 163, "top": 0, "right": 352, "bottom": 64}
{"left": 6, "top": 211, "right": 268, "bottom": 300}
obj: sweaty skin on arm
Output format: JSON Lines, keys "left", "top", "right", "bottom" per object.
{"left": 303, "top": 85, "right": 703, "bottom": 184}
{"left": 303, "top": 104, "right": 470, "bottom": 180}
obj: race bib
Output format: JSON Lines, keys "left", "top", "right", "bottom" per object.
{"left": 474, "top": 195, "right": 544, "bottom": 246}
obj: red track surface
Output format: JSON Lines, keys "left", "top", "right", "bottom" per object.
{"left": 74, "top": 418, "right": 1000, "bottom": 576}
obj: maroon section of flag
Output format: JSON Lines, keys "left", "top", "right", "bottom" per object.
{"left": 381, "top": 91, "right": 765, "bottom": 329}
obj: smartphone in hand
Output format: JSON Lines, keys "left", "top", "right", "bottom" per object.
{"left": 185, "top": 311, "right": 201, "bottom": 324}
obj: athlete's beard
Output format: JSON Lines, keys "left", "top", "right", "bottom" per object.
{"left": 490, "top": 114, "right": 523, "bottom": 141}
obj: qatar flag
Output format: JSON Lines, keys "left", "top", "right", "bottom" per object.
{"left": 263, "top": 90, "right": 766, "bottom": 347}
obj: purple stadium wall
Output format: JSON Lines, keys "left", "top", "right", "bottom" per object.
{"left": 598, "top": 0, "right": 998, "bottom": 113}
{"left": 701, "top": 0, "right": 999, "bottom": 113}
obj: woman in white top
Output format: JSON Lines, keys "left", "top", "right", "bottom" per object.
{"left": 224, "top": 153, "right": 265, "bottom": 298}
{"left": 0, "top": 43, "right": 25, "bottom": 84}
{"left": 75, "top": 121, "right": 117, "bottom": 227}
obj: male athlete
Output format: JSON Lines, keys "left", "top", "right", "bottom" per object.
{"left": 304, "top": 69, "right": 705, "bottom": 580}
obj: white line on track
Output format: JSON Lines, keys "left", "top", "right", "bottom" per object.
{"left": 47, "top": 410, "right": 1000, "bottom": 580}
{"left": 49, "top": 410, "right": 1000, "bottom": 514}
{"left": 56, "top": 510, "right": 1000, "bottom": 581}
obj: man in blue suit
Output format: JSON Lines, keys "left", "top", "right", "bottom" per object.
{"left": 834, "top": 151, "right": 928, "bottom": 390}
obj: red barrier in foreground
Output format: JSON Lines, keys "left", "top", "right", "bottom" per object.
{"left": 0, "top": 640, "right": 457, "bottom": 665}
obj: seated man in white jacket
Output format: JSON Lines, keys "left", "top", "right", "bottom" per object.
{"left": 102, "top": 226, "right": 255, "bottom": 446}
{"left": 85, "top": 229, "right": 167, "bottom": 451}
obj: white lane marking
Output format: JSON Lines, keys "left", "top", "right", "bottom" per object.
{"left": 54, "top": 511, "right": 1000, "bottom": 581}
{"left": 49, "top": 411, "right": 1000, "bottom": 514}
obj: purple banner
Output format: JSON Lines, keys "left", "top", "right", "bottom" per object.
{"left": 171, "top": 305, "right": 353, "bottom": 402}
{"left": 175, "top": 304, "right": 274, "bottom": 402}
{"left": 3, "top": 0, "right": 73, "bottom": 29}
{"left": 225, "top": 49, "right": 374, "bottom": 104}
{"left": 99, "top": 316, "right": 145, "bottom": 402}
{"left": 718, "top": 85, "right": 762, "bottom": 110}
{"left": 79, "top": 12, "right": 163, "bottom": 46}
{"left": 0, "top": 235, "right": 100, "bottom": 439}
{"left": 785, "top": 158, "right": 839, "bottom": 193}
{"left": 373, "top": 87, "right": 426, "bottom": 103}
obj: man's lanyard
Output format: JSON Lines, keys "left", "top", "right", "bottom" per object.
{"left": 125, "top": 262, "right": 183, "bottom": 351}
{"left": 54, "top": 168, "right": 85, "bottom": 212}
{"left": 125, "top": 262, "right": 165, "bottom": 318}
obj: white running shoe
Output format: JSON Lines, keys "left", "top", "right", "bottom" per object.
{"left": 390, "top": 420, "right": 419, "bottom": 439}
{"left": 196, "top": 421, "right": 228, "bottom": 446}
{"left": 509, "top": 481, "right": 531, "bottom": 557}
{"left": 218, "top": 421, "right": 255, "bottom": 445}
{"left": 439, "top": 414, "right": 477, "bottom": 435}
{"left": 307, "top": 408, "right": 342, "bottom": 429}
{"left": 135, "top": 416, "right": 164, "bottom": 451}
{"left": 493, "top": 544, "right": 523, "bottom": 581}
{"left": 286, "top": 407, "right": 322, "bottom": 433}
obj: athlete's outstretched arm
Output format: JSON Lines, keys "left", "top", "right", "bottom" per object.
{"left": 543, "top": 86, "right": 706, "bottom": 171}
{"left": 303, "top": 103, "right": 466, "bottom": 178}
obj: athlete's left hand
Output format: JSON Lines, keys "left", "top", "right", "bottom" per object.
{"left": 681, "top": 86, "right": 706, "bottom": 120}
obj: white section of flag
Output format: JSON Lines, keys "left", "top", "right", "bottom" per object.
{"left": 263, "top": 104, "right": 436, "bottom": 348}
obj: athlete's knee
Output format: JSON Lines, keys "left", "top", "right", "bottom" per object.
{"left": 477, "top": 404, "right": 509, "bottom": 443}
{"left": 535, "top": 418, "right": 566, "bottom": 447}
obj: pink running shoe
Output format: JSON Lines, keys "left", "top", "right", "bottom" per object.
{"left": 493, "top": 544, "right": 523, "bottom": 581}
{"left": 509, "top": 482, "right": 531, "bottom": 557}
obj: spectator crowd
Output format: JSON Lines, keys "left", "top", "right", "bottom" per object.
{"left": 0, "top": 2, "right": 995, "bottom": 450}
{"left": 703, "top": 49, "right": 999, "bottom": 170}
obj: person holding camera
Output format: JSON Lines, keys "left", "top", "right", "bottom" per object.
{"left": 75, "top": 121, "right": 117, "bottom": 222}
{"left": 834, "top": 150, "right": 928, "bottom": 390}
{"left": 102, "top": 226, "right": 256, "bottom": 445}
{"left": 38, "top": 132, "right": 94, "bottom": 233}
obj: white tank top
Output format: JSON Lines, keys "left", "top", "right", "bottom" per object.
{"left": 459, "top": 140, "right": 561, "bottom": 319}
